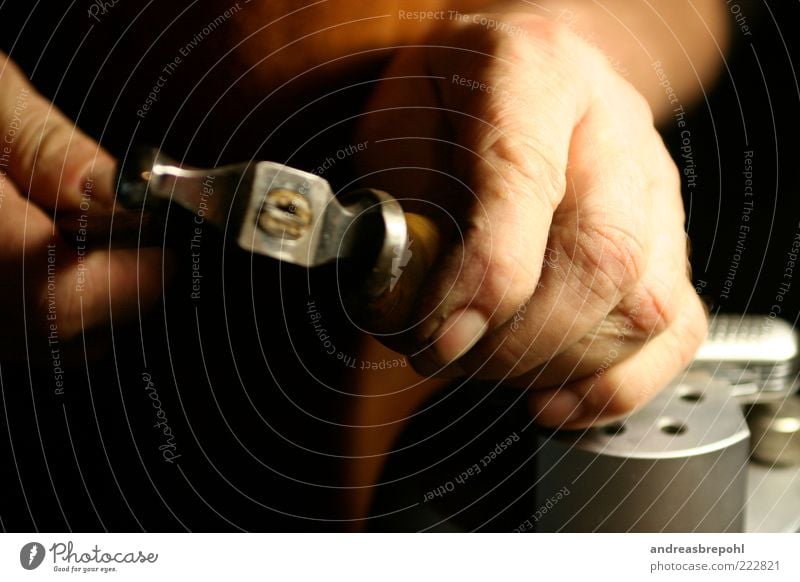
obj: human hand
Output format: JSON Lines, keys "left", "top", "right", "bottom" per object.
{"left": 0, "top": 52, "right": 166, "bottom": 359}
{"left": 354, "top": 13, "right": 708, "bottom": 428}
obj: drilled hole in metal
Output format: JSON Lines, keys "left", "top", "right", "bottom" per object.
{"left": 680, "top": 391, "right": 704, "bottom": 403}
{"left": 601, "top": 423, "right": 626, "bottom": 436}
{"left": 659, "top": 419, "right": 688, "bottom": 435}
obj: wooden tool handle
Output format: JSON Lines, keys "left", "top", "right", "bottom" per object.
{"left": 361, "top": 212, "right": 441, "bottom": 336}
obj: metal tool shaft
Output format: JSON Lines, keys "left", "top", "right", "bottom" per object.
{"left": 116, "top": 147, "right": 412, "bottom": 300}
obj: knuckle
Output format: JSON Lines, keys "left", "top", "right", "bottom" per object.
{"left": 638, "top": 285, "right": 708, "bottom": 372}
{"left": 648, "top": 140, "right": 682, "bottom": 200}
{"left": 476, "top": 131, "right": 566, "bottom": 212}
{"left": 605, "top": 74, "right": 655, "bottom": 127}
{"left": 12, "top": 107, "right": 48, "bottom": 172}
{"left": 15, "top": 113, "right": 65, "bottom": 177}
{"left": 662, "top": 155, "right": 682, "bottom": 195}
{"left": 14, "top": 102, "right": 94, "bottom": 198}
{"left": 582, "top": 225, "right": 645, "bottom": 289}
{"left": 34, "top": 120, "right": 83, "bottom": 182}
{"left": 564, "top": 225, "right": 646, "bottom": 309}
{"left": 518, "top": 148, "right": 567, "bottom": 211}
{"left": 470, "top": 235, "right": 537, "bottom": 316}
{"left": 36, "top": 118, "right": 75, "bottom": 162}
{"left": 621, "top": 283, "right": 675, "bottom": 341}
{"left": 627, "top": 85, "right": 655, "bottom": 126}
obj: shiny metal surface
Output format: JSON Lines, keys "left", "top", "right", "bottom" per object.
{"left": 236, "top": 160, "right": 353, "bottom": 268}
{"left": 535, "top": 372, "right": 750, "bottom": 532}
{"left": 117, "top": 148, "right": 408, "bottom": 298}
{"left": 746, "top": 461, "right": 800, "bottom": 532}
{"left": 691, "top": 314, "right": 798, "bottom": 402}
{"left": 747, "top": 396, "right": 800, "bottom": 467}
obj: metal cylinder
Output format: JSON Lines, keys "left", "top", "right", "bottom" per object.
{"left": 535, "top": 372, "right": 750, "bottom": 532}
{"left": 748, "top": 396, "right": 800, "bottom": 467}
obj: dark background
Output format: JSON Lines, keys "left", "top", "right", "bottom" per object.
{"left": 0, "top": 1, "right": 798, "bottom": 531}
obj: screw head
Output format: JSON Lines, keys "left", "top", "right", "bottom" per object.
{"left": 258, "top": 189, "right": 312, "bottom": 240}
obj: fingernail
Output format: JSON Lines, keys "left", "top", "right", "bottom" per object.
{"left": 432, "top": 308, "right": 488, "bottom": 365}
{"left": 530, "top": 390, "right": 584, "bottom": 427}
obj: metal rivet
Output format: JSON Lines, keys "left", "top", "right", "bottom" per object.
{"left": 258, "top": 189, "right": 312, "bottom": 240}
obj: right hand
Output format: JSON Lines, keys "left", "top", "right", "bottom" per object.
{"left": 354, "top": 13, "right": 708, "bottom": 428}
{"left": 0, "top": 52, "right": 166, "bottom": 359}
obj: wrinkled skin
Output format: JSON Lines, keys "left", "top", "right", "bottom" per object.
{"left": 354, "top": 15, "right": 707, "bottom": 427}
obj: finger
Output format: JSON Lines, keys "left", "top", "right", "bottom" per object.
{"left": 0, "top": 180, "right": 166, "bottom": 345}
{"left": 411, "top": 17, "right": 598, "bottom": 367}
{"left": 0, "top": 173, "right": 53, "bottom": 263}
{"left": 46, "top": 245, "right": 167, "bottom": 339}
{"left": 0, "top": 51, "right": 116, "bottom": 212}
{"left": 510, "top": 148, "right": 690, "bottom": 388}
{"left": 528, "top": 279, "right": 708, "bottom": 429}
{"left": 0, "top": 182, "right": 50, "bottom": 355}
